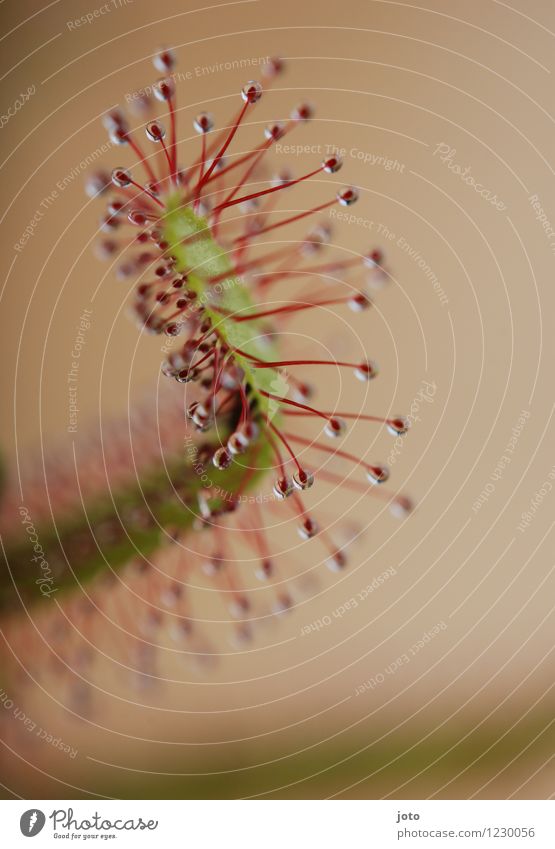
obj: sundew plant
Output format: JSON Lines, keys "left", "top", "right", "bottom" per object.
{"left": 2, "top": 50, "right": 412, "bottom": 700}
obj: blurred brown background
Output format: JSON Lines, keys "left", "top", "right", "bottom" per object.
{"left": 1, "top": 0, "right": 554, "bottom": 798}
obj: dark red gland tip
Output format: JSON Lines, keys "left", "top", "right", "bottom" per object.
{"left": 241, "top": 81, "right": 263, "bottom": 103}
{"left": 327, "top": 551, "right": 347, "bottom": 572}
{"left": 263, "top": 57, "right": 285, "bottom": 78}
{"left": 273, "top": 476, "right": 294, "bottom": 500}
{"left": 146, "top": 121, "right": 166, "bottom": 142}
{"left": 154, "top": 48, "right": 176, "bottom": 73}
{"left": 387, "top": 417, "right": 409, "bottom": 436}
{"left": 194, "top": 112, "right": 214, "bottom": 134}
{"left": 365, "top": 249, "right": 384, "bottom": 268}
{"left": 349, "top": 292, "right": 372, "bottom": 312}
{"left": 293, "top": 468, "right": 314, "bottom": 491}
{"left": 154, "top": 78, "right": 175, "bottom": 101}
{"left": 256, "top": 559, "right": 274, "bottom": 580}
{"left": 291, "top": 102, "right": 314, "bottom": 121}
{"left": 323, "top": 154, "right": 343, "bottom": 174}
{"left": 355, "top": 361, "right": 379, "bottom": 381}
{"left": 298, "top": 517, "right": 319, "bottom": 540}
{"left": 338, "top": 186, "right": 359, "bottom": 205}
{"left": 324, "top": 417, "right": 347, "bottom": 438}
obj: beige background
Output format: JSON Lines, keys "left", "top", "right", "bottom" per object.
{"left": 1, "top": 0, "right": 554, "bottom": 798}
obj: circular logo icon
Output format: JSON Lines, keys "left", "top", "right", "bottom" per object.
{"left": 20, "top": 810, "right": 46, "bottom": 837}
